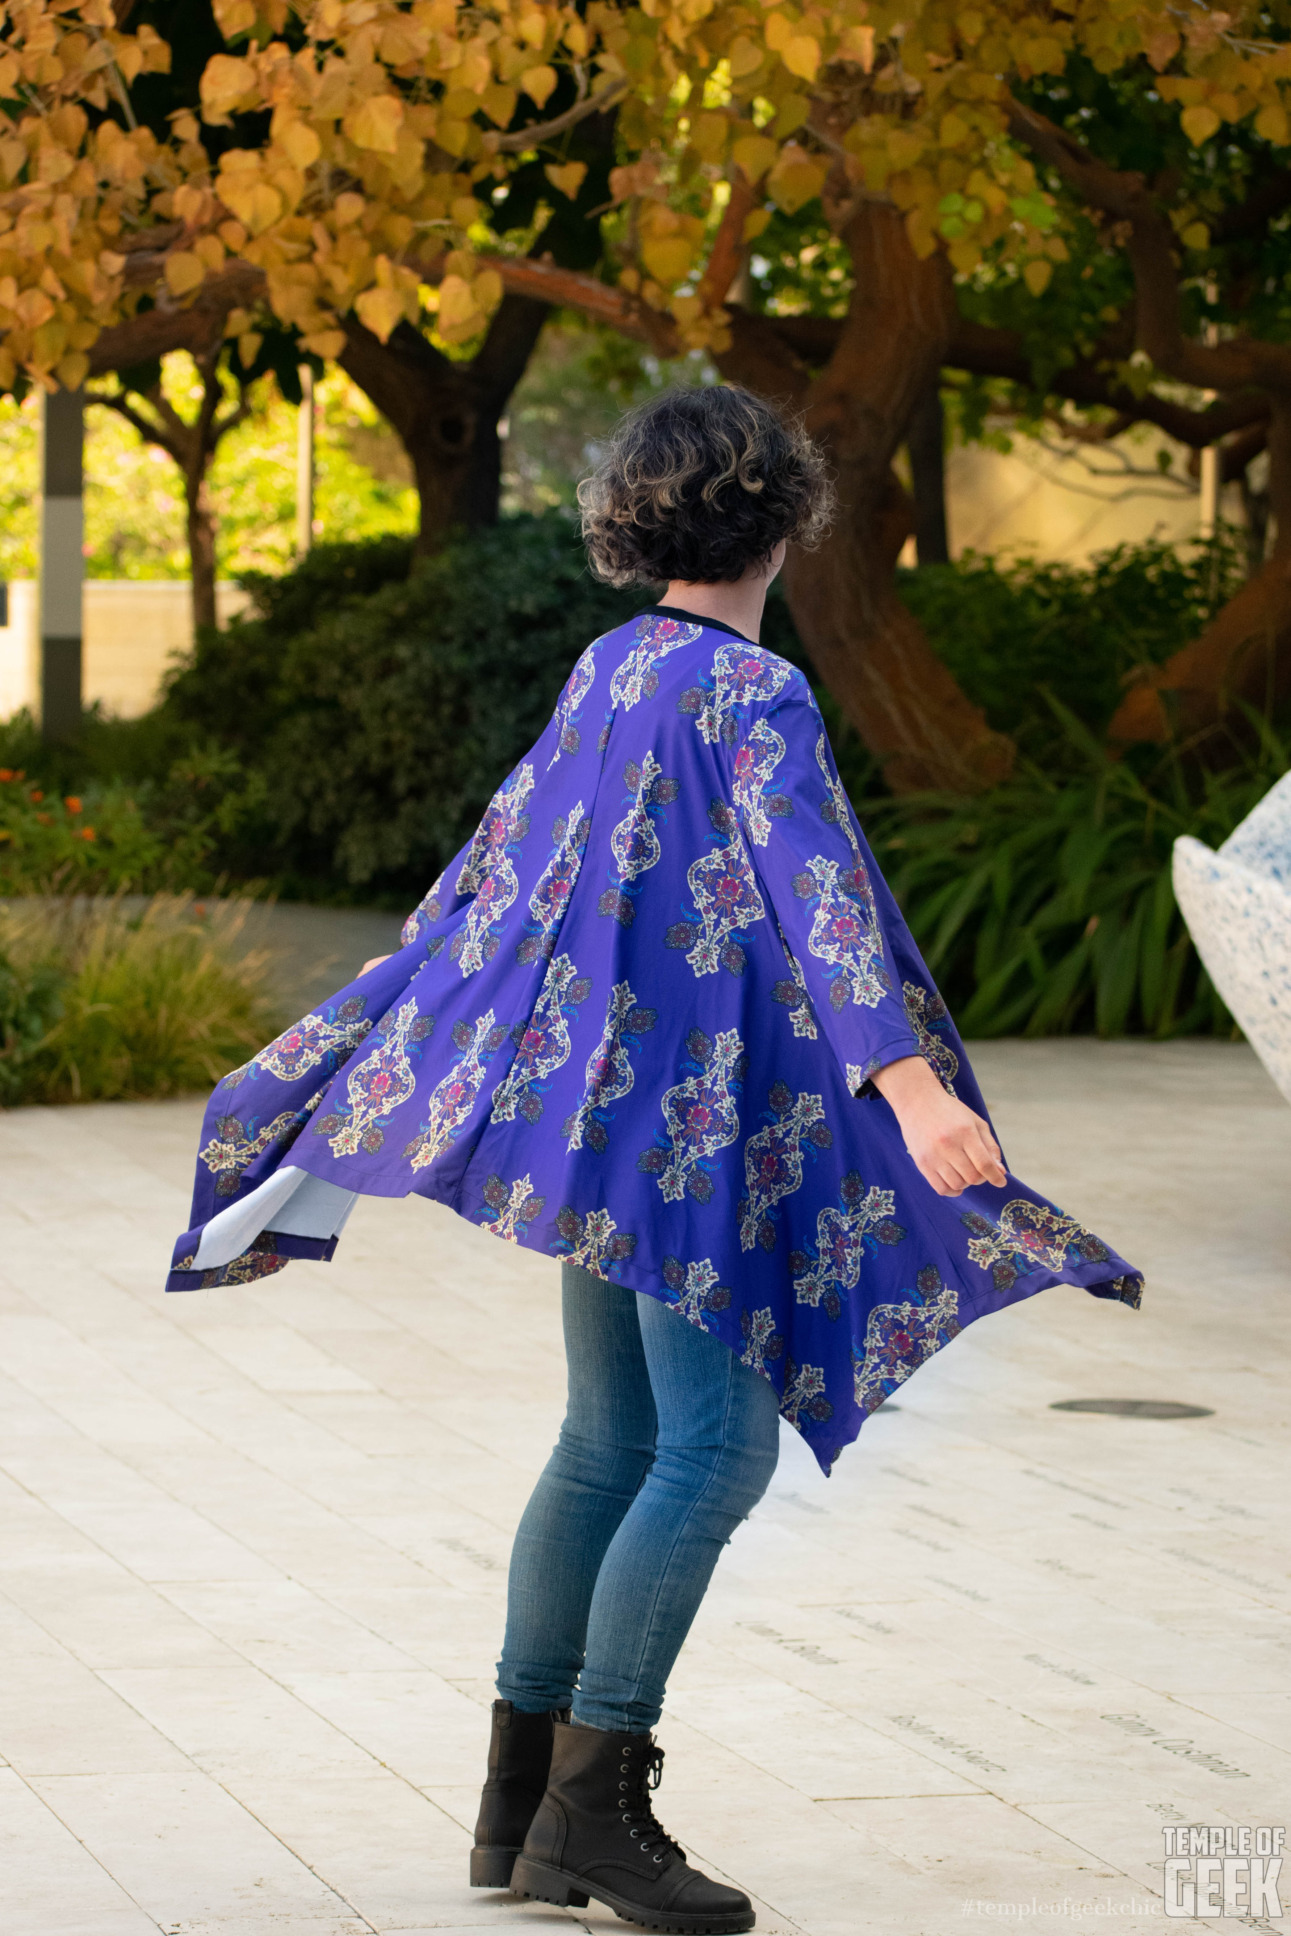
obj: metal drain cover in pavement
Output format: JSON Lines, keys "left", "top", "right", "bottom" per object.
{"left": 1050, "top": 1398, "right": 1214, "bottom": 1418}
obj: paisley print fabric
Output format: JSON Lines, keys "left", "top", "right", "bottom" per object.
{"left": 169, "top": 605, "right": 1143, "bottom": 1473}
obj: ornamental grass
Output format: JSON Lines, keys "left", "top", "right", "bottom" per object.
{"left": 0, "top": 895, "right": 282, "bottom": 1107}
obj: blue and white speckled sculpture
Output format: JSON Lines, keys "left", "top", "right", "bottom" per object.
{"left": 1173, "top": 771, "right": 1291, "bottom": 1102}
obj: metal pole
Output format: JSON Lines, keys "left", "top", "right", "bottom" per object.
{"left": 1199, "top": 440, "right": 1219, "bottom": 540}
{"left": 40, "top": 387, "right": 85, "bottom": 741}
{"left": 296, "top": 366, "right": 315, "bottom": 556}
{"left": 1199, "top": 295, "right": 1219, "bottom": 543}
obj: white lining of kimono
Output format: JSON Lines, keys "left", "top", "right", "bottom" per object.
{"left": 193, "top": 1168, "right": 358, "bottom": 1269}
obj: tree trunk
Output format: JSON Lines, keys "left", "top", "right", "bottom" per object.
{"left": 1109, "top": 395, "right": 1291, "bottom": 744}
{"left": 187, "top": 471, "right": 218, "bottom": 632}
{"left": 340, "top": 294, "right": 549, "bottom": 551}
{"left": 722, "top": 205, "right": 1012, "bottom": 791}
{"left": 907, "top": 383, "right": 950, "bottom": 566}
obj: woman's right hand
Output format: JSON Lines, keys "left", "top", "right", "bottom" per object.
{"left": 358, "top": 953, "right": 391, "bottom": 977}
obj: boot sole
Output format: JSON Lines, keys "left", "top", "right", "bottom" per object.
{"left": 470, "top": 1844, "right": 522, "bottom": 1888}
{"left": 511, "top": 1855, "right": 755, "bottom": 1933}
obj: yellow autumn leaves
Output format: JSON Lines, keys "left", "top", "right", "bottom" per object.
{"left": 4, "top": 0, "right": 1291, "bottom": 389}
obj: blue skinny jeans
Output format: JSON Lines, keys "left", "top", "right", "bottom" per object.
{"left": 497, "top": 1262, "right": 781, "bottom": 1733}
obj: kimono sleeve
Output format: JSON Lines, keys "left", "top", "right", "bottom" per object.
{"left": 739, "top": 691, "right": 921, "bottom": 1096}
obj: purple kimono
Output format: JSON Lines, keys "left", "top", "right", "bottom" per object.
{"left": 168, "top": 608, "right": 1142, "bottom": 1472}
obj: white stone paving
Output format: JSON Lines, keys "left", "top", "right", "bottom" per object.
{"left": 1, "top": 1038, "right": 1288, "bottom": 1936}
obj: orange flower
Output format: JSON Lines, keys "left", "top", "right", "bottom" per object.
{"left": 79, "top": 826, "right": 97, "bottom": 841}
{"left": 65, "top": 795, "right": 82, "bottom": 813}
{"left": 0, "top": 768, "right": 13, "bottom": 782}
{"left": 35, "top": 811, "right": 52, "bottom": 825}
{"left": 29, "top": 788, "right": 43, "bottom": 803}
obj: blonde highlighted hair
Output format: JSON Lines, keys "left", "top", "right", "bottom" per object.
{"left": 578, "top": 384, "right": 833, "bottom": 587}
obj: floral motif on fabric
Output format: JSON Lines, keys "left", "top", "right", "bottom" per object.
{"left": 314, "top": 999, "right": 434, "bottom": 1157}
{"left": 782, "top": 1358, "right": 833, "bottom": 1429}
{"left": 961, "top": 1198, "right": 1111, "bottom": 1293}
{"left": 903, "top": 981, "right": 959, "bottom": 1095}
{"left": 451, "top": 764, "right": 534, "bottom": 976}
{"left": 815, "top": 731, "right": 864, "bottom": 866}
{"left": 200, "top": 1231, "right": 290, "bottom": 1289}
{"left": 478, "top": 1172, "right": 546, "bottom": 1242}
{"left": 793, "top": 853, "right": 890, "bottom": 1011}
{"left": 518, "top": 801, "right": 592, "bottom": 964}
{"left": 490, "top": 953, "right": 592, "bottom": 1126}
{"left": 401, "top": 870, "right": 447, "bottom": 947}
{"left": 733, "top": 719, "right": 791, "bottom": 846}
{"left": 740, "top": 1305, "right": 785, "bottom": 1377}
{"left": 549, "top": 644, "right": 599, "bottom": 765}
{"left": 199, "top": 1110, "right": 305, "bottom": 1197}
{"left": 599, "top": 752, "right": 680, "bottom": 926}
{"left": 846, "top": 1057, "right": 883, "bottom": 1094}
{"left": 553, "top": 1205, "right": 638, "bottom": 1278}
{"left": 661, "top": 1254, "right": 732, "bottom": 1331}
{"left": 563, "top": 980, "right": 657, "bottom": 1153}
{"left": 678, "top": 641, "right": 792, "bottom": 745}
{"left": 403, "top": 1008, "right": 510, "bottom": 1170}
{"left": 639, "top": 1026, "right": 745, "bottom": 1205}
{"left": 665, "top": 800, "right": 766, "bottom": 977}
{"left": 852, "top": 1266, "right": 961, "bottom": 1417}
{"left": 738, "top": 1082, "right": 832, "bottom": 1252}
{"left": 771, "top": 923, "right": 819, "bottom": 1040}
{"left": 223, "top": 996, "right": 371, "bottom": 1089}
{"left": 791, "top": 1170, "right": 908, "bottom": 1321}
{"left": 609, "top": 615, "right": 700, "bottom": 710}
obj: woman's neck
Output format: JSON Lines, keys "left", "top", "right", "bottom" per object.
{"left": 660, "top": 575, "right": 769, "bottom": 644}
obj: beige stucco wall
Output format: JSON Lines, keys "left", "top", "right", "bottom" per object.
{"left": 943, "top": 430, "right": 1242, "bottom": 564}
{"left": 0, "top": 580, "right": 251, "bottom": 722}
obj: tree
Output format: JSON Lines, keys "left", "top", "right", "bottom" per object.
{"left": 10, "top": 0, "right": 1291, "bottom": 778}
{"left": 89, "top": 342, "right": 263, "bottom": 628}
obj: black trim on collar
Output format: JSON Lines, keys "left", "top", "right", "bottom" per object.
{"left": 638, "top": 604, "right": 758, "bottom": 646}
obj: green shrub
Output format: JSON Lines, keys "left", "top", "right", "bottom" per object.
{"left": 0, "top": 896, "right": 283, "bottom": 1105}
{"left": 157, "top": 516, "right": 644, "bottom": 897}
{"left": 869, "top": 702, "right": 1288, "bottom": 1039}
{"left": 0, "top": 758, "right": 261, "bottom": 897}
{"left": 897, "top": 534, "right": 1247, "bottom": 750}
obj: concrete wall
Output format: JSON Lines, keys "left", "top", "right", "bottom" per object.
{"left": 0, "top": 580, "right": 251, "bottom": 722}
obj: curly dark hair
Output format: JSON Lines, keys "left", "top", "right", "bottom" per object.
{"left": 578, "top": 384, "right": 833, "bottom": 587}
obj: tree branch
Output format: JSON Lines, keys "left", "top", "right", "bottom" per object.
{"left": 1005, "top": 95, "right": 1291, "bottom": 395}
{"left": 946, "top": 315, "right": 1270, "bottom": 446}
{"left": 88, "top": 389, "right": 185, "bottom": 464}
{"left": 695, "top": 172, "right": 757, "bottom": 312}
{"left": 490, "top": 255, "right": 680, "bottom": 352}
{"left": 487, "top": 79, "right": 628, "bottom": 153}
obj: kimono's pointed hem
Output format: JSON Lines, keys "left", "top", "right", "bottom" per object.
{"left": 164, "top": 1179, "right": 1143, "bottom": 1471}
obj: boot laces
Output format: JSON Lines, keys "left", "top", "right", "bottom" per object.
{"left": 621, "top": 1743, "right": 684, "bottom": 1863}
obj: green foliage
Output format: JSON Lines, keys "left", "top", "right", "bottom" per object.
{"left": 0, "top": 896, "right": 282, "bottom": 1106}
{"left": 159, "top": 517, "right": 643, "bottom": 897}
{"left": 870, "top": 704, "right": 1289, "bottom": 1040}
{"left": 897, "top": 535, "right": 1247, "bottom": 750}
{"left": 0, "top": 736, "right": 265, "bottom": 896}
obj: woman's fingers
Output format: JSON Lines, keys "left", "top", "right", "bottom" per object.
{"left": 914, "top": 1118, "right": 1007, "bottom": 1196}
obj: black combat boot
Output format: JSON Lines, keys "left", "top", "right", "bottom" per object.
{"left": 469, "top": 1700, "right": 565, "bottom": 1887}
{"left": 510, "top": 1719, "right": 755, "bottom": 1933}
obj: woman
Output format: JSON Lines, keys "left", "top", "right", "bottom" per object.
{"left": 168, "top": 387, "right": 1141, "bottom": 1936}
